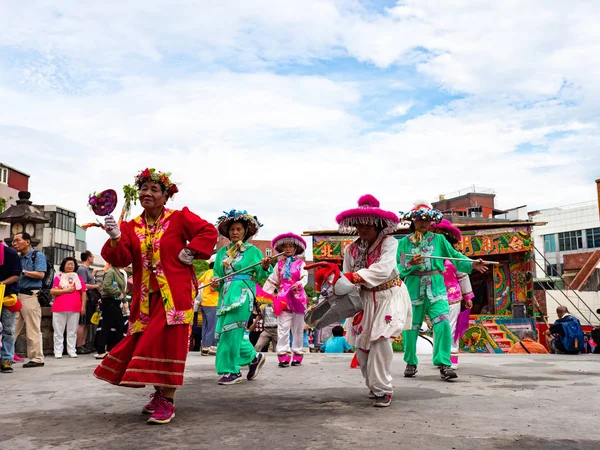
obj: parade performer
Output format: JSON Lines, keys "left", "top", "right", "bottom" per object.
{"left": 430, "top": 219, "right": 480, "bottom": 369}
{"left": 212, "top": 210, "right": 270, "bottom": 385}
{"left": 338, "top": 195, "right": 412, "bottom": 407}
{"left": 94, "top": 168, "right": 218, "bottom": 425}
{"left": 263, "top": 233, "right": 308, "bottom": 367}
{"left": 397, "top": 203, "right": 487, "bottom": 381}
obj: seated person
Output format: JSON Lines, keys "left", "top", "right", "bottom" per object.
{"left": 320, "top": 325, "right": 354, "bottom": 353}
{"left": 544, "top": 306, "right": 584, "bottom": 354}
{"left": 509, "top": 330, "right": 548, "bottom": 354}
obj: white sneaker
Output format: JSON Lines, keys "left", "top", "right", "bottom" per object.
{"left": 55, "top": 355, "right": 63, "bottom": 359}
{"left": 68, "top": 353, "right": 78, "bottom": 358}
{"left": 451, "top": 363, "right": 459, "bottom": 370}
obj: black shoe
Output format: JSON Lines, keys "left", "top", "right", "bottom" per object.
{"left": 440, "top": 365, "right": 458, "bottom": 381}
{"left": 77, "top": 346, "right": 94, "bottom": 355}
{"left": 23, "top": 361, "right": 45, "bottom": 368}
{"left": 404, "top": 364, "right": 418, "bottom": 377}
{"left": 247, "top": 353, "right": 266, "bottom": 381}
{"left": 1, "top": 361, "right": 13, "bottom": 373}
{"left": 372, "top": 394, "right": 392, "bottom": 407}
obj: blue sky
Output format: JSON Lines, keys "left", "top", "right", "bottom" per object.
{"left": 1, "top": 0, "right": 599, "bottom": 254}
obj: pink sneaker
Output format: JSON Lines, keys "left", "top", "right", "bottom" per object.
{"left": 13, "top": 355, "right": 24, "bottom": 363}
{"left": 147, "top": 397, "right": 175, "bottom": 425}
{"left": 278, "top": 354, "right": 291, "bottom": 368}
{"left": 142, "top": 392, "right": 162, "bottom": 415}
{"left": 291, "top": 353, "right": 303, "bottom": 366}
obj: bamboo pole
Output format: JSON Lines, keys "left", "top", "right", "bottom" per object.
{"left": 406, "top": 255, "right": 500, "bottom": 265}
{"left": 198, "top": 252, "right": 285, "bottom": 289}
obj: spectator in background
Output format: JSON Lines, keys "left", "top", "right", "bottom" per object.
{"left": 509, "top": 330, "right": 548, "bottom": 354}
{"left": 197, "top": 255, "right": 218, "bottom": 356}
{"left": 95, "top": 265, "right": 127, "bottom": 359}
{"left": 320, "top": 325, "right": 353, "bottom": 354}
{"left": 49, "top": 257, "right": 87, "bottom": 358}
{"left": 12, "top": 232, "right": 47, "bottom": 368}
{"left": 1, "top": 243, "right": 22, "bottom": 373}
{"left": 545, "top": 306, "right": 585, "bottom": 354}
{"left": 76, "top": 250, "right": 101, "bottom": 354}
{"left": 254, "top": 303, "right": 277, "bottom": 353}
{"left": 191, "top": 296, "right": 202, "bottom": 352}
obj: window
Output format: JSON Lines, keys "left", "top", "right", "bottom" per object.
{"left": 587, "top": 228, "right": 600, "bottom": 249}
{"left": 0, "top": 167, "right": 7, "bottom": 184}
{"left": 265, "top": 248, "right": 272, "bottom": 257}
{"left": 545, "top": 263, "right": 563, "bottom": 277}
{"left": 558, "top": 230, "right": 583, "bottom": 251}
{"left": 52, "top": 208, "right": 76, "bottom": 233}
{"left": 50, "top": 244, "right": 75, "bottom": 265}
{"left": 76, "top": 239, "right": 87, "bottom": 252}
{"left": 543, "top": 234, "right": 557, "bottom": 253}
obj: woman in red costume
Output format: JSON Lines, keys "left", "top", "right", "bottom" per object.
{"left": 94, "top": 168, "right": 218, "bottom": 425}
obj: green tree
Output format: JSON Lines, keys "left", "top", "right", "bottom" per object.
{"left": 193, "top": 259, "right": 209, "bottom": 278}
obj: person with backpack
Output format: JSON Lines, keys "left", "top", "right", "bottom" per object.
{"left": 12, "top": 232, "right": 48, "bottom": 368}
{"left": 544, "top": 305, "right": 585, "bottom": 354}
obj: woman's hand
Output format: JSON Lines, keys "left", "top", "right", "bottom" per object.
{"left": 473, "top": 259, "right": 489, "bottom": 273}
{"left": 178, "top": 248, "right": 195, "bottom": 265}
{"left": 104, "top": 215, "right": 121, "bottom": 240}
{"left": 260, "top": 257, "right": 271, "bottom": 270}
{"left": 465, "top": 299, "right": 473, "bottom": 309}
{"left": 409, "top": 254, "right": 424, "bottom": 266}
{"left": 64, "top": 286, "right": 75, "bottom": 294}
{"left": 210, "top": 278, "right": 220, "bottom": 290}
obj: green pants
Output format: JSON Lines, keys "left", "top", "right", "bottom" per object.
{"left": 215, "top": 327, "right": 257, "bottom": 375}
{"left": 403, "top": 298, "right": 452, "bottom": 367}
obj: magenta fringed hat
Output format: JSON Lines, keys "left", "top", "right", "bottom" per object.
{"left": 271, "top": 233, "right": 307, "bottom": 255}
{"left": 431, "top": 219, "right": 462, "bottom": 242}
{"left": 336, "top": 194, "right": 399, "bottom": 234}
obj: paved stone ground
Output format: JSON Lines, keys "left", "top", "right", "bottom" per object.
{"left": 2, "top": 353, "right": 599, "bottom": 449}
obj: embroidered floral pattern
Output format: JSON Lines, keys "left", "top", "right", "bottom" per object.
{"left": 166, "top": 308, "right": 187, "bottom": 324}
{"left": 384, "top": 315, "right": 392, "bottom": 324}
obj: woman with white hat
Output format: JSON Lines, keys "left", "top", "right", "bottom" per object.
{"left": 337, "top": 194, "right": 412, "bottom": 407}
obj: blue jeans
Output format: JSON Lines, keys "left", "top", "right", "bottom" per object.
{"left": 0, "top": 308, "right": 16, "bottom": 361}
{"left": 201, "top": 305, "right": 217, "bottom": 348}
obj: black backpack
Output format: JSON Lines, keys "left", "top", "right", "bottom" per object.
{"left": 32, "top": 251, "right": 55, "bottom": 307}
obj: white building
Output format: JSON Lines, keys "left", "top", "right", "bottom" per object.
{"left": 35, "top": 204, "right": 78, "bottom": 268}
{"left": 530, "top": 200, "right": 600, "bottom": 278}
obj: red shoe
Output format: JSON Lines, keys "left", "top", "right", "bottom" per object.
{"left": 142, "top": 392, "right": 162, "bottom": 415}
{"left": 13, "top": 355, "right": 24, "bottom": 363}
{"left": 147, "top": 397, "right": 175, "bottom": 425}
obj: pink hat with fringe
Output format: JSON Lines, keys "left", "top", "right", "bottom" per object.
{"left": 431, "top": 219, "right": 462, "bottom": 241}
{"left": 271, "top": 233, "right": 307, "bottom": 255}
{"left": 336, "top": 194, "right": 399, "bottom": 234}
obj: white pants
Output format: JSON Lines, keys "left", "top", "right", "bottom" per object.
{"left": 449, "top": 302, "right": 461, "bottom": 354}
{"left": 356, "top": 338, "right": 394, "bottom": 396}
{"left": 53, "top": 312, "right": 80, "bottom": 356}
{"left": 276, "top": 311, "right": 304, "bottom": 355}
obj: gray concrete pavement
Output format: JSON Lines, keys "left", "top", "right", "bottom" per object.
{"left": 3, "top": 352, "right": 600, "bottom": 449}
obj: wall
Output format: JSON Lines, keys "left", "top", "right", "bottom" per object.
{"left": 545, "top": 290, "right": 600, "bottom": 326}
{"left": 0, "top": 183, "right": 19, "bottom": 242}
{"left": 531, "top": 201, "right": 600, "bottom": 277}
{"left": 7, "top": 170, "right": 29, "bottom": 191}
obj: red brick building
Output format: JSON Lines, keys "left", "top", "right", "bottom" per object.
{"left": 432, "top": 187, "right": 506, "bottom": 219}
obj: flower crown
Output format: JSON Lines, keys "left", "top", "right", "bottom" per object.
{"left": 216, "top": 209, "right": 263, "bottom": 228}
{"left": 135, "top": 168, "right": 179, "bottom": 198}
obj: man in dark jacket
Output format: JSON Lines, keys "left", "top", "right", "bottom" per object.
{"left": 545, "top": 305, "right": 584, "bottom": 354}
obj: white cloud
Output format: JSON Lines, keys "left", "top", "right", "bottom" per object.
{"left": 387, "top": 102, "right": 413, "bottom": 116}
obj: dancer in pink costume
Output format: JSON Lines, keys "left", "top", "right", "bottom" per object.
{"left": 263, "top": 233, "right": 308, "bottom": 367}
{"left": 431, "top": 219, "right": 478, "bottom": 370}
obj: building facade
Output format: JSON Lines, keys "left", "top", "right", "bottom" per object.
{"left": 0, "top": 163, "right": 30, "bottom": 241}
{"left": 35, "top": 204, "right": 78, "bottom": 268}
{"left": 529, "top": 201, "right": 600, "bottom": 278}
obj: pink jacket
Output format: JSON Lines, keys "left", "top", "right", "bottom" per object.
{"left": 442, "top": 260, "right": 474, "bottom": 305}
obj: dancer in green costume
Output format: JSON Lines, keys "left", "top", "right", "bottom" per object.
{"left": 397, "top": 202, "right": 488, "bottom": 381}
{"left": 212, "top": 210, "right": 271, "bottom": 385}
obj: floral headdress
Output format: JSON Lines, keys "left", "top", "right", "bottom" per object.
{"left": 216, "top": 209, "right": 263, "bottom": 240}
{"left": 431, "top": 219, "right": 462, "bottom": 243}
{"left": 135, "top": 168, "right": 179, "bottom": 199}
{"left": 399, "top": 201, "right": 443, "bottom": 223}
